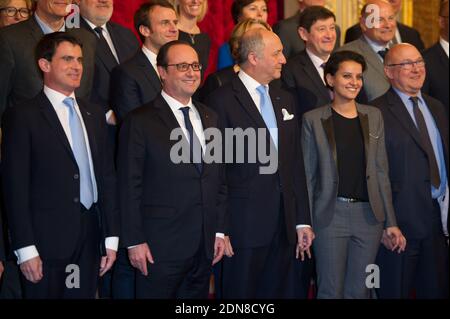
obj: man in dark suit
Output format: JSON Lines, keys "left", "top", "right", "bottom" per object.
{"left": 281, "top": 6, "right": 335, "bottom": 119}
{"left": 0, "top": 0, "right": 96, "bottom": 119}
{"left": 205, "top": 29, "right": 314, "bottom": 299}
{"left": 0, "top": 213, "right": 4, "bottom": 281}
{"left": 79, "top": 0, "right": 139, "bottom": 124}
{"left": 110, "top": 0, "right": 178, "bottom": 122}
{"left": 423, "top": 0, "right": 449, "bottom": 117}
{"left": 372, "top": 43, "right": 449, "bottom": 299}
{"left": 273, "top": 0, "right": 340, "bottom": 60}
{"left": 1, "top": 32, "right": 119, "bottom": 299}
{"left": 118, "top": 40, "right": 225, "bottom": 299}
{"left": 344, "top": 0, "right": 424, "bottom": 51}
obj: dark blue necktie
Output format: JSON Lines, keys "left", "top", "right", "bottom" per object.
{"left": 179, "top": 106, "right": 203, "bottom": 173}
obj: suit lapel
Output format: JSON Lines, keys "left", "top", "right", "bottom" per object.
{"left": 300, "top": 52, "right": 330, "bottom": 101}
{"left": 270, "top": 86, "right": 285, "bottom": 151}
{"left": 359, "top": 37, "right": 386, "bottom": 79}
{"left": 78, "top": 100, "right": 100, "bottom": 171}
{"left": 232, "top": 77, "right": 267, "bottom": 129}
{"left": 106, "top": 22, "right": 125, "bottom": 62}
{"left": 38, "top": 92, "right": 77, "bottom": 165}
{"left": 136, "top": 51, "right": 162, "bottom": 92}
{"left": 321, "top": 106, "right": 338, "bottom": 169}
{"left": 29, "top": 16, "right": 44, "bottom": 42}
{"left": 357, "top": 108, "right": 370, "bottom": 167}
{"left": 386, "top": 88, "right": 426, "bottom": 153}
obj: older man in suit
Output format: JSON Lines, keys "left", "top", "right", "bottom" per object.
{"left": 0, "top": 0, "right": 96, "bottom": 119}
{"left": 1, "top": 32, "right": 119, "bottom": 299}
{"left": 372, "top": 43, "right": 449, "bottom": 299}
{"left": 423, "top": 0, "right": 449, "bottom": 117}
{"left": 282, "top": 6, "right": 336, "bottom": 119}
{"left": 118, "top": 40, "right": 225, "bottom": 299}
{"left": 205, "top": 29, "right": 314, "bottom": 299}
{"left": 110, "top": 0, "right": 178, "bottom": 123}
{"left": 78, "top": 0, "right": 139, "bottom": 124}
{"left": 273, "top": 0, "right": 340, "bottom": 60}
{"left": 338, "top": 0, "right": 397, "bottom": 102}
{"left": 345, "top": 0, "right": 424, "bottom": 51}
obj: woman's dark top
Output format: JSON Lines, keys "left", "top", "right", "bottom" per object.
{"left": 332, "top": 109, "right": 369, "bottom": 201}
{"left": 179, "top": 30, "right": 211, "bottom": 79}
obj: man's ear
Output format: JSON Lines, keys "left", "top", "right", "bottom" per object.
{"left": 384, "top": 66, "right": 394, "bottom": 80}
{"left": 298, "top": 27, "right": 309, "bottom": 42}
{"left": 247, "top": 51, "right": 259, "bottom": 66}
{"left": 325, "top": 73, "right": 334, "bottom": 88}
{"left": 38, "top": 58, "right": 51, "bottom": 74}
{"left": 139, "top": 24, "right": 151, "bottom": 38}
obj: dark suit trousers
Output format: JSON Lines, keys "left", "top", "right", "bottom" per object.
{"left": 135, "top": 237, "right": 212, "bottom": 299}
{"left": 376, "top": 200, "right": 449, "bottom": 299}
{"left": 222, "top": 205, "right": 295, "bottom": 299}
{"left": 21, "top": 206, "right": 101, "bottom": 299}
{"left": 110, "top": 248, "right": 136, "bottom": 299}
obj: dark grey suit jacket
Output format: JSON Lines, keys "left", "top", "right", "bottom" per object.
{"left": 273, "top": 11, "right": 341, "bottom": 60}
{"left": 302, "top": 104, "right": 397, "bottom": 230}
{"left": 0, "top": 16, "right": 97, "bottom": 118}
{"left": 338, "top": 36, "right": 390, "bottom": 102}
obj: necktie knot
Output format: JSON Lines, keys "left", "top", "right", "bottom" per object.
{"left": 378, "top": 48, "right": 389, "bottom": 60}
{"left": 410, "top": 96, "right": 420, "bottom": 107}
{"left": 256, "top": 85, "right": 268, "bottom": 96}
{"left": 179, "top": 106, "right": 190, "bottom": 117}
{"left": 94, "top": 26, "right": 103, "bottom": 38}
{"left": 320, "top": 62, "right": 326, "bottom": 69}
{"left": 63, "top": 97, "right": 75, "bottom": 109}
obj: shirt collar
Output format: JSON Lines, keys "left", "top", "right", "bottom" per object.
{"left": 238, "top": 69, "right": 267, "bottom": 93}
{"left": 393, "top": 87, "right": 425, "bottom": 107}
{"left": 43, "top": 85, "right": 76, "bottom": 107}
{"left": 142, "top": 45, "right": 158, "bottom": 66}
{"left": 363, "top": 35, "right": 389, "bottom": 54}
{"left": 161, "top": 90, "right": 193, "bottom": 114}
{"left": 306, "top": 48, "right": 329, "bottom": 69}
{"left": 83, "top": 17, "right": 107, "bottom": 33}
{"left": 34, "top": 13, "right": 65, "bottom": 34}
{"left": 440, "top": 37, "right": 449, "bottom": 58}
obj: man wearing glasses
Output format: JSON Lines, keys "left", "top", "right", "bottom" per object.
{"left": 117, "top": 40, "right": 226, "bottom": 299}
{"left": 0, "top": 0, "right": 31, "bottom": 28}
{"left": 371, "top": 43, "right": 449, "bottom": 299}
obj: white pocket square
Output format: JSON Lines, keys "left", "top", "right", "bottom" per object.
{"left": 282, "top": 108, "right": 294, "bottom": 121}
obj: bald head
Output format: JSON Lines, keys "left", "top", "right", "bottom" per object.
{"left": 384, "top": 43, "right": 426, "bottom": 96}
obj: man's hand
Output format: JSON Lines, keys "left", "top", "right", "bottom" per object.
{"left": 99, "top": 248, "right": 117, "bottom": 277}
{"left": 20, "top": 256, "right": 43, "bottom": 283}
{"left": 296, "top": 227, "right": 315, "bottom": 261}
{"left": 224, "top": 236, "right": 234, "bottom": 257}
{"left": 382, "top": 227, "right": 407, "bottom": 253}
{"left": 0, "top": 261, "right": 4, "bottom": 280}
{"left": 106, "top": 110, "right": 117, "bottom": 126}
{"left": 128, "top": 243, "right": 154, "bottom": 276}
{"left": 212, "top": 237, "right": 225, "bottom": 265}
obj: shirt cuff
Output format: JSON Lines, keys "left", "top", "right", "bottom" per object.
{"left": 215, "top": 233, "right": 225, "bottom": 239}
{"left": 296, "top": 224, "right": 312, "bottom": 230}
{"left": 105, "top": 109, "right": 113, "bottom": 121}
{"left": 14, "top": 245, "right": 39, "bottom": 264}
{"left": 128, "top": 245, "right": 139, "bottom": 249}
{"left": 105, "top": 237, "right": 119, "bottom": 251}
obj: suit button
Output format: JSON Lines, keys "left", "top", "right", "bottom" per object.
{"left": 74, "top": 197, "right": 79, "bottom": 203}
{"left": 74, "top": 174, "right": 79, "bottom": 180}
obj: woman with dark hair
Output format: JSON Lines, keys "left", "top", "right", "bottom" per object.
{"left": 301, "top": 50, "right": 406, "bottom": 298}
{"left": 217, "top": 0, "right": 268, "bottom": 70}
{"left": 0, "top": 0, "right": 31, "bottom": 28}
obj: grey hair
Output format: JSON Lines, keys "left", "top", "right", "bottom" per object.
{"left": 236, "top": 28, "right": 266, "bottom": 65}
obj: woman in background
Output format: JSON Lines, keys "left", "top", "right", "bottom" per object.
{"left": 0, "top": 0, "right": 31, "bottom": 28}
{"left": 217, "top": 0, "right": 268, "bottom": 70}
{"left": 173, "top": 0, "right": 210, "bottom": 78}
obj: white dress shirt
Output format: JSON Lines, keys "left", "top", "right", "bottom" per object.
{"left": 306, "top": 49, "right": 329, "bottom": 85}
{"left": 440, "top": 37, "right": 449, "bottom": 58}
{"left": 15, "top": 86, "right": 118, "bottom": 264}
{"left": 237, "top": 71, "right": 311, "bottom": 230}
{"left": 364, "top": 35, "right": 390, "bottom": 62}
{"left": 142, "top": 45, "right": 160, "bottom": 78}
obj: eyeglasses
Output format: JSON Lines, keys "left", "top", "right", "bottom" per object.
{"left": 164, "top": 62, "right": 202, "bottom": 72}
{"left": 0, "top": 7, "right": 31, "bottom": 18}
{"left": 387, "top": 59, "right": 426, "bottom": 71}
